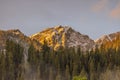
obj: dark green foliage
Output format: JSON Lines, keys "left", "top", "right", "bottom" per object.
{"left": 0, "top": 39, "right": 120, "bottom": 80}
{"left": 0, "top": 39, "right": 24, "bottom": 80}
{"left": 27, "top": 44, "right": 120, "bottom": 80}
{"left": 0, "top": 51, "right": 5, "bottom": 80}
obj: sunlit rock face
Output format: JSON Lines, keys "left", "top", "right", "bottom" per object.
{"left": 30, "top": 25, "right": 95, "bottom": 51}
{"left": 95, "top": 31, "right": 120, "bottom": 50}
{"left": 0, "top": 26, "right": 119, "bottom": 52}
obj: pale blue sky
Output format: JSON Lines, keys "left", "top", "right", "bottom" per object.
{"left": 0, "top": 0, "right": 120, "bottom": 39}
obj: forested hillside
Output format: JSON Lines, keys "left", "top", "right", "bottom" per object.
{"left": 0, "top": 39, "right": 120, "bottom": 80}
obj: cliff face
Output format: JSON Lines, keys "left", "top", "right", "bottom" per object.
{"left": 30, "top": 26, "right": 95, "bottom": 51}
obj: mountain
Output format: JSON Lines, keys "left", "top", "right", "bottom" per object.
{"left": 95, "top": 31, "right": 120, "bottom": 50}
{"left": 0, "top": 27, "right": 120, "bottom": 80}
{"left": 0, "top": 29, "right": 41, "bottom": 51}
{"left": 30, "top": 25, "right": 95, "bottom": 51}
{"left": 0, "top": 27, "right": 119, "bottom": 52}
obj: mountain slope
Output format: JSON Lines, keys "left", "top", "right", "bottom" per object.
{"left": 1, "top": 27, "right": 119, "bottom": 52}
{"left": 30, "top": 25, "right": 95, "bottom": 51}
{"left": 0, "top": 29, "right": 41, "bottom": 51}
{"left": 95, "top": 31, "right": 120, "bottom": 50}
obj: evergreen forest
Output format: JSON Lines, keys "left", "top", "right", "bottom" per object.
{"left": 0, "top": 39, "right": 120, "bottom": 80}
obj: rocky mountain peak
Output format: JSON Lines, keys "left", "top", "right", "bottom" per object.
{"left": 95, "top": 31, "right": 120, "bottom": 50}
{"left": 95, "top": 31, "right": 120, "bottom": 44}
{"left": 7, "top": 29, "right": 22, "bottom": 35}
{"left": 30, "top": 25, "right": 95, "bottom": 51}
{"left": 0, "top": 26, "right": 119, "bottom": 52}
{"left": 0, "top": 29, "right": 26, "bottom": 49}
{"left": 0, "top": 29, "right": 41, "bottom": 51}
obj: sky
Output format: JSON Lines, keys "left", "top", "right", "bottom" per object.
{"left": 0, "top": 0, "right": 120, "bottom": 39}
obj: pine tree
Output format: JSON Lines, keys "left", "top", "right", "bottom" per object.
{"left": 0, "top": 51, "right": 5, "bottom": 80}
{"left": 65, "top": 65, "right": 71, "bottom": 80}
{"left": 5, "top": 51, "right": 14, "bottom": 80}
{"left": 49, "top": 67, "right": 54, "bottom": 80}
